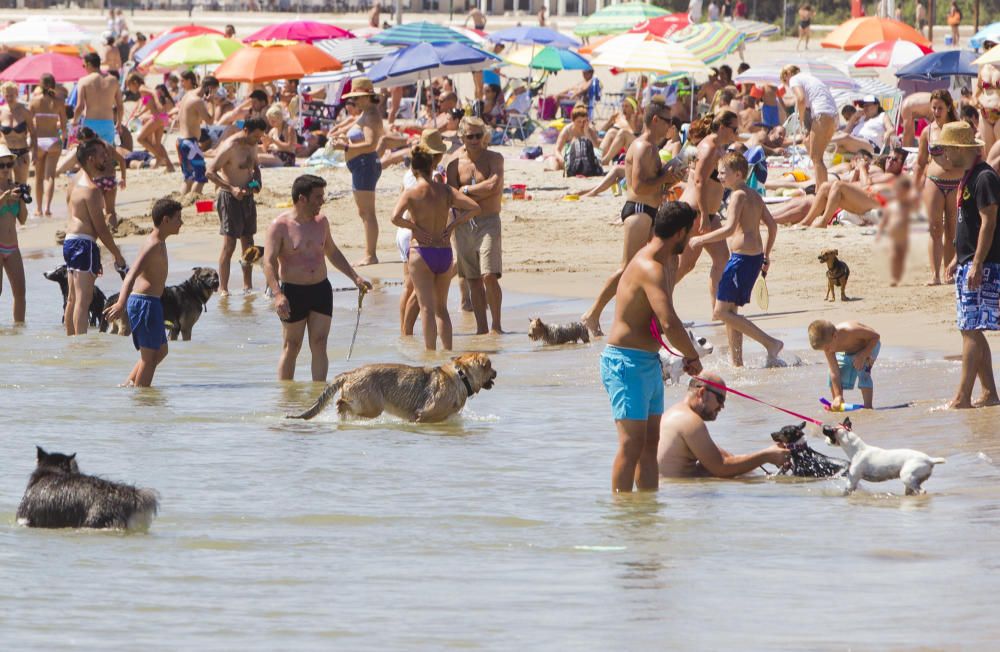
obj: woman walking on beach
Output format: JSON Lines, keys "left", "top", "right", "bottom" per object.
{"left": 947, "top": 1, "right": 962, "bottom": 46}
{"left": 391, "top": 140, "right": 480, "bottom": 351}
{"left": 796, "top": 4, "right": 814, "bottom": 50}
{"left": 332, "top": 77, "right": 384, "bottom": 266}
{"left": 0, "top": 83, "right": 33, "bottom": 185}
{"left": 126, "top": 74, "right": 174, "bottom": 173}
{"left": 915, "top": 90, "right": 962, "bottom": 285}
{"left": 29, "top": 74, "right": 67, "bottom": 217}
{"left": 0, "top": 145, "right": 27, "bottom": 323}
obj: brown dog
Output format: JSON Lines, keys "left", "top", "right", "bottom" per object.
{"left": 289, "top": 353, "right": 497, "bottom": 422}
{"left": 241, "top": 245, "right": 264, "bottom": 267}
{"left": 818, "top": 249, "right": 850, "bottom": 302}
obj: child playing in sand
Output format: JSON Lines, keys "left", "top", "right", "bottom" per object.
{"left": 690, "top": 152, "right": 782, "bottom": 367}
{"left": 876, "top": 176, "right": 915, "bottom": 287}
{"left": 808, "top": 319, "right": 881, "bottom": 409}
{"left": 104, "top": 198, "right": 183, "bottom": 387}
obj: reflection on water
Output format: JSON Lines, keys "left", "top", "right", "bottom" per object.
{"left": 2, "top": 254, "right": 1000, "bottom": 647}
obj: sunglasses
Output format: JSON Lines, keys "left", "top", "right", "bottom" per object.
{"left": 0, "top": 162, "right": 13, "bottom": 169}
{"left": 702, "top": 385, "right": 726, "bottom": 405}
{"left": 463, "top": 132, "right": 484, "bottom": 140}
{"left": 928, "top": 144, "right": 946, "bottom": 157}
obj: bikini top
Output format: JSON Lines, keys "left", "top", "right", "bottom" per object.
{"left": 0, "top": 122, "right": 27, "bottom": 135}
{"left": 0, "top": 201, "right": 20, "bottom": 216}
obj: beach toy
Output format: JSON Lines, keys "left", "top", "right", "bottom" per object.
{"left": 753, "top": 270, "right": 768, "bottom": 312}
{"left": 563, "top": 194, "right": 580, "bottom": 201}
{"left": 820, "top": 398, "right": 911, "bottom": 412}
{"left": 195, "top": 200, "right": 214, "bottom": 213}
{"left": 783, "top": 169, "right": 809, "bottom": 182}
{"left": 510, "top": 184, "right": 527, "bottom": 200}
{"left": 832, "top": 152, "right": 843, "bottom": 166}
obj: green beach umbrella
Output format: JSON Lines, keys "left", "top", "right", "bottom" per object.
{"left": 150, "top": 34, "right": 245, "bottom": 68}
{"left": 574, "top": 3, "right": 669, "bottom": 38}
{"left": 369, "top": 21, "right": 475, "bottom": 46}
{"left": 504, "top": 45, "right": 591, "bottom": 72}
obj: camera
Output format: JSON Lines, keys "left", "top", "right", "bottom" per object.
{"left": 14, "top": 183, "right": 31, "bottom": 204}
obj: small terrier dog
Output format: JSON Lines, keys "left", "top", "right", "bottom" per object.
{"left": 770, "top": 422, "right": 848, "bottom": 478}
{"left": 823, "top": 418, "right": 946, "bottom": 495}
{"left": 659, "top": 330, "right": 714, "bottom": 384}
{"left": 528, "top": 318, "right": 590, "bottom": 345}
{"left": 16, "top": 447, "right": 159, "bottom": 530}
{"left": 818, "top": 249, "right": 850, "bottom": 302}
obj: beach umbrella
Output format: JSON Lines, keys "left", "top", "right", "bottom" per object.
{"left": 369, "top": 21, "right": 474, "bottom": 47}
{"left": 0, "top": 52, "right": 86, "bottom": 83}
{"left": 0, "top": 17, "right": 92, "bottom": 47}
{"left": 590, "top": 33, "right": 709, "bottom": 77}
{"left": 367, "top": 41, "right": 499, "bottom": 88}
{"left": 970, "top": 22, "right": 1000, "bottom": 51}
{"left": 243, "top": 21, "right": 354, "bottom": 45}
{"left": 895, "top": 50, "right": 978, "bottom": 80}
{"left": 213, "top": 42, "right": 342, "bottom": 83}
{"left": 820, "top": 17, "right": 931, "bottom": 51}
{"left": 973, "top": 44, "right": 1000, "bottom": 67}
{"left": 133, "top": 25, "right": 224, "bottom": 63}
{"left": 148, "top": 34, "right": 244, "bottom": 68}
{"left": 847, "top": 40, "right": 933, "bottom": 69}
{"left": 314, "top": 38, "right": 395, "bottom": 65}
{"left": 504, "top": 45, "right": 591, "bottom": 72}
{"left": 669, "top": 22, "right": 745, "bottom": 65}
{"left": 628, "top": 13, "right": 691, "bottom": 39}
{"left": 452, "top": 27, "right": 490, "bottom": 47}
{"left": 729, "top": 19, "right": 780, "bottom": 43}
{"left": 574, "top": 3, "right": 669, "bottom": 38}
{"left": 734, "top": 61, "right": 859, "bottom": 89}
{"left": 488, "top": 26, "right": 580, "bottom": 49}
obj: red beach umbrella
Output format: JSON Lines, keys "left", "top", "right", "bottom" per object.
{"left": 628, "top": 13, "right": 691, "bottom": 39}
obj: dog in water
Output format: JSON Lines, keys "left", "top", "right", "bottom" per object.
{"left": 103, "top": 267, "right": 219, "bottom": 340}
{"left": 659, "top": 330, "right": 714, "bottom": 384}
{"left": 770, "top": 422, "right": 848, "bottom": 478}
{"left": 44, "top": 265, "right": 108, "bottom": 330}
{"left": 16, "top": 447, "right": 158, "bottom": 530}
{"left": 241, "top": 245, "right": 264, "bottom": 267}
{"left": 528, "top": 318, "right": 590, "bottom": 345}
{"left": 290, "top": 353, "right": 497, "bottom": 422}
{"left": 822, "top": 417, "right": 946, "bottom": 495}
{"left": 818, "top": 249, "right": 850, "bottom": 302}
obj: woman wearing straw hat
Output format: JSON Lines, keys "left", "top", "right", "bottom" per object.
{"left": 332, "top": 77, "right": 385, "bottom": 267}
{"left": 0, "top": 145, "right": 28, "bottom": 324}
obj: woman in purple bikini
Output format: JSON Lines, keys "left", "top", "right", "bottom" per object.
{"left": 390, "top": 142, "right": 480, "bottom": 351}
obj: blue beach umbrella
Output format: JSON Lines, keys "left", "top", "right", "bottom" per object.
{"left": 970, "top": 22, "right": 1000, "bottom": 51}
{"left": 488, "top": 26, "right": 580, "bottom": 49}
{"left": 895, "top": 49, "right": 979, "bottom": 80}
{"left": 368, "top": 21, "right": 474, "bottom": 46}
{"left": 368, "top": 42, "right": 499, "bottom": 87}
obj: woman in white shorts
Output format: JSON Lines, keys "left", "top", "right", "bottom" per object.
{"left": 781, "top": 65, "right": 837, "bottom": 187}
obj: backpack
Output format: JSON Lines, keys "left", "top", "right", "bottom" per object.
{"left": 564, "top": 137, "right": 604, "bottom": 178}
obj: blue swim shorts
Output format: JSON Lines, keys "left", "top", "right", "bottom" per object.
{"left": 834, "top": 342, "right": 881, "bottom": 391}
{"left": 177, "top": 137, "right": 207, "bottom": 184}
{"left": 956, "top": 262, "right": 1000, "bottom": 331}
{"left": 346, "top": 152, "right": 382, "bottom": 192}
{"left": 717, "top": 253, "right": 764, "bottom": 306}
{"left": 600, "top": 345, "right": 664, "bottom": 421}
{"left": 761, "top": 104, "right": 780, "bottom": 128}
{"left": 63, "top": 234, "right": 102, "bottom": 276}
{"left": 127, "top": 293, "right": 168, "bottom": 351}
{"left": 82, "top": 118, "right": 116, "bottom": 146}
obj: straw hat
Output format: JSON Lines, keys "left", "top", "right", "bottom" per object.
{"left": 932, "top": 121, "right": 985, "bottom": 148}
{"left": 419, "top": 128, "right": 447, "bottom": 155}
{"left": 342, "top": 76, "right": 376, "bottom": 99}
{"left": 0, "top": 144, "right": 13, "bottom": 160}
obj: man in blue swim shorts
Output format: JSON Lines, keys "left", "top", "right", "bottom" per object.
{"left": 175, "top": 70, "right": 213, "bottom": 195}
{"left": 73, "top": 52, "right": 122, "bottom": 146}
{"left": 601, "top": 201, "right": 703, "bottom": 493}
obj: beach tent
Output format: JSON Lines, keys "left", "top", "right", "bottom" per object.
{"left": 0, "top": 17, "right": 92, "bottom": 47}
{"left": 574, "top": 3, "right": 669, "bottom": 38}
{"left": 820, "top": 17, "right": 931, "bottom": 51}
{"left": 846, "top": 40, "right": 934, "bottom": 69}
{"left": 0, "top": 52, "right": 86, "bottom": 83}
{"left": 213, "top": 42, "right": 341, "bottom": 83}
{"left": 243, "top": 21, "right": 354, "bottom": 45}
{"left": 489, "top": 26, "right": 580, "bottom": 49}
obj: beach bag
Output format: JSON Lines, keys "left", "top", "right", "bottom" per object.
{"left": 745, "top": 145, "right": 768, "bottom": 195}
{"left": 564, "top": 137, "right": 604, "bottom": 178}
{"left": 538, "top": 96, "right": 558, "bottom": 120}
{"left": 521, "top": 145, "right": 543, "bottom": 160}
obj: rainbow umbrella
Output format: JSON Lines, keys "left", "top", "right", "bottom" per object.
{"left": 734, "top": 61, "right": 859, "bottom": 89}
{"left": 0, "top": 52, "right": 86, "bottom": 82}
{"left": 820, "top": 17, "right": 930, "bottom": 51}
{"left": 504, "top": 45, "right": 591, "bottom": 72}
{"left": 369, "top": 21, "right": 474, "bottom": 46}
{"left": 847, "top": 39, "right": 933, "bottom": 68}
{"left": 574, "top": 3, "right": 669, "bottom": 38}
{"left": 149, "top": 34, "right": 244, "bottom": 68}
{"left": 628, "top": 13, "right": 691, "bottom": 39}
{"left": 133, "top": 25, "right": 224, "bottom": 63}
{"left": 214, "top": 42, "right": 342, "bottom": 83}
{"left": 243, "top": 21, "right": 354, "bottom": 45}
{"left": 669, "top": 21, "right": 745, "bottom": 64}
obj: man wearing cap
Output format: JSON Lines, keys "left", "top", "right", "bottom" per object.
{"left": 73, "top": 53, "right": 123, "bottom": 147}
{"left": 935, "top": 122, "right": 1000, "bottom": 409}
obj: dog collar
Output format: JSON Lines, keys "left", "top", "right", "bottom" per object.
{"left": 457, "top": 369, "right": 474, "bottom": 396}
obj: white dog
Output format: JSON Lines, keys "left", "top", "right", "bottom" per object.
{"left": 822, "top": 418, "right": 946, "bottom": 495}
{"left": 659, "top": 330, "right": 714, "bottom": 384}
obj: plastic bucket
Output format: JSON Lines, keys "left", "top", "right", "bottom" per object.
{"left": 195, "top": 200, "right": 214, "bottom": 213}
{"left": 510, "top": 184, "right": 527, "bottom": 200}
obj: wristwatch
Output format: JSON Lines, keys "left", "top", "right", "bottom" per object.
{"left": 462, "top": 185, "right": 471, "bottom": 196}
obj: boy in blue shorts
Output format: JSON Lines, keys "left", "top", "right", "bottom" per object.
{"left": 104, "top": 198, "right": 183, "bottom": 387}
{"left": 808, "top": 319, "right": 881, "bottom": 409}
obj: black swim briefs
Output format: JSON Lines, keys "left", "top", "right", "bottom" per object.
{"left": 620, "top": 200, "right": 658, "bottom": 223}
{"left": 279, "top": 278, "right": 333, "bottom": 323}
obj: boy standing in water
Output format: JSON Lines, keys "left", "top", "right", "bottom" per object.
{"left": 689, "top": 152, "right": 782, "bottom": 367}
{"left": 808, "top": 319, "right": 881, "bottom": 410}
{"left": 105, "top": 198, "right": 183, "bottom": 387}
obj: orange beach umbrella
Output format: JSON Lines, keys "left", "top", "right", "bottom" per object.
{"left": 820, "top": 17, "right": 931, "bottom": 51}
{"left": 213, "top": 41, "right": 341, "bottom": 83}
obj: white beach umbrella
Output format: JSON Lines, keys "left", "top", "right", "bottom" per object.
{"left": 590, "top": 33, "right": 710, "bottom": 78}
{"left": 0, "top": 16, "right": 93, "bottom": 47}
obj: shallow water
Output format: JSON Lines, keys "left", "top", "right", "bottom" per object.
{"left": 2, "top": 249, "right": 1000, "bottom": 649}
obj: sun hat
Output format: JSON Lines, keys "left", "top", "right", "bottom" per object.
{"left": 342, "top": 76, "right": 376, "bottom": 99}
{"left": 861, "top": 94, "right": 878, "bottom": 104}
{"left": 0, "top": 144, "right": 13, "bottom": 160}
{"left": 932, "top": 121, "right": 985, "bottom": 148}
{"left": 419, "top": 128, "right": 448, "bottom": 155}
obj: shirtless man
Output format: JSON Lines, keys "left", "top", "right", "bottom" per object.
{"left": 582, "top": 96, "right": 686, "bottom": 336}
{"left": 175, "top": 71, "right": 213, "bottom": 196}
{"left": 207, "top": 117, "right": 266, "bottom": 296}
{"left": 447, "top": 117, "right": 505, "bottom": 334}
{"left": 676, "top": 112, "right": 736, "bottom": 305}
{"left": 263, "top": 174, "right": 371, "bottom": 382}
{"left": 72, "top": 53, "right": 123, "bottom": 147}
{"left": 368, "top": 2, "right": 382, "bottom": 29}
{"left": 690, "top": 152, "right": 782, "bottom": 367}
{"left": 63, "top": 140, "right": 127, "bottom": 336}
{"left": 602, "top": 201, "right": 704, "bottom": 492}
{"left": 98, "top": 34, "right": 122, "bottom": 75}
{"left": 464, "top": 5, "right": 487, "bottom": 30}
{"left": 657, "top": 374, "right": 788, "bottom": 478}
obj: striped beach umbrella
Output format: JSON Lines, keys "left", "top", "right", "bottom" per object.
{"left": 730, "top": 19, "right": 780, "bottom": 43}
{"left": 670, "top": 22, "right": 745, "bottom": 64}
{"left": 591, "top": 33, "right": 709, "bottom": 77}
{"left": 734, "top": 61, "right": 859, "bottom": 90}
{"left": 314, "top": 38, "right": 394, "bottom": 64}
{"left": 574, "top": 3, "right": 669, "bottom": 38}
{"left": 369, "top": 21, "right": 474, "bottom": 46}
{"left": 846, "top": 39, "right": 933, "bottom": 69}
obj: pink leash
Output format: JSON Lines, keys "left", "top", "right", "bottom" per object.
{"left": 650, "top": 318, "right": 823, "bottom": 426}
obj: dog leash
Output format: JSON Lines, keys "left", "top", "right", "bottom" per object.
{"left": 650, "top": 318, "right": 823, "bottom": 426}
{"left": 346, "top": 286, "right": 367, "bottom": 361}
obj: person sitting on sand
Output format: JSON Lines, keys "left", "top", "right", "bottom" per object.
{"left": 544, "top": 104, "right": 600, "bottom": 172}
{"left": 658, "top": 374, "right": 789, "bottom": 478}
{"left": 580, "top": 116, "right": 683, "bottom": 199}
{"left": 258, "top": 104, "right": 297, "bottom": 168}
{"left": 598, "top": 96, "right": 642, "bottom": 166}
{"left": 786, "top": 152, "right": 896, "bottom": 228}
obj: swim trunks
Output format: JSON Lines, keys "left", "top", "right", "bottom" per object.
{"left": 834, "top": 342, "right": 880, "bottom": 391}
{"left": 600, "top": 345, "right": 664, "bottom": 421}
{"left": 82, "top": 118, "right": 116, "bottom": 146}
{"left": 956, "top": 261, "right": 1000, "bottom": 331}
{"left": 761, "top": 104, "right": 780, "bottom": 128}
{"left": 62, "top": 234, "right": 102, "bottom": 276}
{"left": 127, "top": 293, "right": 167, "bottom": 351}
{"left": 454, "top": 213, "right": 502, "bottom": 280}
{"left": 717, "top": 253, "right": 765, "bottom": 306}
{"left": 620, "top": 200, "right": 657, "bottom": 223}
{"left": 279, "top": 278, "right": 333, "bottom": 323}
{"left": 216, "top": 189, "right": 257, "bottom": 238}
{"left": 346, "top": 152, "right": 382, "bottom": 192}
{"left": 177, "top": 137, "right": 207, "bottom": 184}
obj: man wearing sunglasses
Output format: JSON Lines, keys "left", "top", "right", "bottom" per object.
{"left": 658, "top": 373, "right": 789, "bottom": 478}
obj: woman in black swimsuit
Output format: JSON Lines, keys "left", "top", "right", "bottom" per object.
{"left": 0, "top": 82, "right": 33, "bottom": 184}
{"left": 797, "top": 4, "right": 814, "bottom": 51}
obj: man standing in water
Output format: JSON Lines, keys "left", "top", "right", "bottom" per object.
{"left": 263, "top": 175, "right": 371, "bottom": 382}
{"left": 207, "top": 117, "right": 266, "bottom": 296}
{"left": 582, "top": 96, "right": 685, "bottom": 336}
{"left": 72, "top": 53, "right": 122, "bottom": 146}
{"left": 447, "top": 117, "right": 505, "bottom": 334}
{"left": 175, "top": 71, "right": 213, "bottom": 197}
{"left": 63, "top": 140, "right": 127, "bottom": 336}
{"left": 601, "top": 201, "right": 703, "bottom": 493}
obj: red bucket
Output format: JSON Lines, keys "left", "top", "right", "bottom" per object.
{"left": 195, "top": 200, "right": 214, "bottom": 213}
{"left": 510, "top": 184, "right": 527, "bottom": 200}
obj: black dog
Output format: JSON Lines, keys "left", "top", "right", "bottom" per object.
{"left": 104, "top": 267, "right": 220, "bottom": 340}
{"left": 16, "top": 446, "right": 159, "bottom": 530}
{"left": 43, "top": 265, "right": 108, "bottom": 330}
{"left": 771, "top": 422, "right": 849, "bottom": 478}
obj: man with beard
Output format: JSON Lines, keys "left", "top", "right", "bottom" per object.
{"left": 600, "top": 201, "right": 704, "bottom": 493}
{"left": 657, "top": 374, "right": 789, "bottom": 478}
